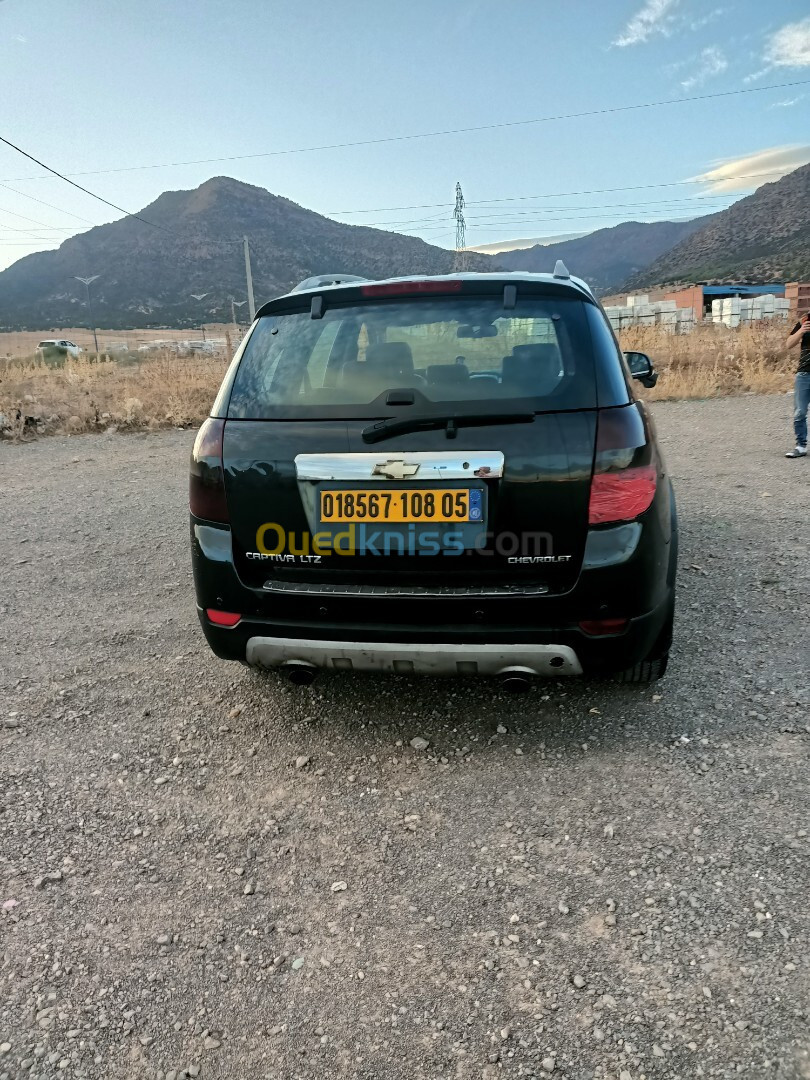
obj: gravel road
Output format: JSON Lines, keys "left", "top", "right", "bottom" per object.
{"left": 1, "top": 394, "right": 808, "bottom": 1080}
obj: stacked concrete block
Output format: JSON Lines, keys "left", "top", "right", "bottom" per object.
{"left": 605, "top": 295, "right": 696, "bottom": 332}
{"left": 739, "top": 298, "right": 755, "bottom": 323}
{"left": 722, "top": 298, "right": 741, "bottom": 328}
{"left": 655, "top": 312, "right": 678, "bottom": 330}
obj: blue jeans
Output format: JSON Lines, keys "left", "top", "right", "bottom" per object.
{"left": 795, "top": 372, "right": 810, "bottom": 448}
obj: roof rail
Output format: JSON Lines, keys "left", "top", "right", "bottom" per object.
{"left": 553, "top": 260, "right": 570, "bottom": 280}
{"left": 290, "top": 273, "right": 368, "bottom": 293}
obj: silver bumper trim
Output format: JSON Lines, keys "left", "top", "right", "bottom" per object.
{"left": 245, "top": 637, "right": 582, "bottom": 677}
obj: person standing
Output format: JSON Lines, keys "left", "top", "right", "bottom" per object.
{"left": 786, "top": 311, "right": 810, "bottom": 458}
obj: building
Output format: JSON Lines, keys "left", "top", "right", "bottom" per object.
{"left": 602, "top": 283, "right": 789, "bottom": 321}
{"left": 786, "top": 281, "right": 810, "bottom": 319}
{"left": 602, "top": 281, "right": 809, "bottom": 331}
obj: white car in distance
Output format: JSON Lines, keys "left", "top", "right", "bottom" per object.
{"left": 36, "top": 339, "right": 82, "bottom": 358}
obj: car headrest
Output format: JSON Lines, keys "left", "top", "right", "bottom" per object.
{"left": 426, "top": 363, "right": 470, "bottom": 385}
{"left": 502, "top": 344, "right": 562, "bottom": 394}
{"left": 364, "top": 341, "right": 414, "bottom": 374}
{"left": 509, "top": 343, "right": 561, "bottom": 366}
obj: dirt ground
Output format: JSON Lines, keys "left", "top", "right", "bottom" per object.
{"left": 1, "top": 393, "right": 808, "bottom": 1080}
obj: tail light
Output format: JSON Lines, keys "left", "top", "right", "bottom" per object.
{"left": 579, "top": 617, "right": 630, "bottom": 636}
{"left": 190, "top": 417, "right": 229, "bottom": 522}
{"left": 206, "top": 609, "right": 241, "bottom": 627}
{"left": 589, "top": 407, "right": 656, "bottom": 526}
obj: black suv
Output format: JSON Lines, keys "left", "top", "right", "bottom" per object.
{"left": 190, "top": 269, "right": 676, "bottom": 687}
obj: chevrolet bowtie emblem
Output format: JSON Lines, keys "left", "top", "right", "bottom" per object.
{"left": 372, "top": 459, "right": 421, "bottom": 480}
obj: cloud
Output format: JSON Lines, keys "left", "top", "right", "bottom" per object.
{"left": 681, "top": 46, "right": 728, "bottom": 90}
{"left": 764, "top": 16, "right": 810, "bottom": 68}
{"left": 688, "top": 7, "right": 726, "bottom": 32}
{"left": 613, "top": 0, "right": 680, "bottom": 47}
{"left": 692, "top": 145, "right": 810, "bottom": 193}
{"left": 768, "top": 95, "right": 805, "bottom": 109}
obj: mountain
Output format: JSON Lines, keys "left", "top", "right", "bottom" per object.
{"left": 495, "top": 219, "right": 709, "bottom": 295}
{"left": 0, "top": 177, "right": 493, "bottom": 330}
{"left": 625, "top": 163, "right": 810, "bottom": 289}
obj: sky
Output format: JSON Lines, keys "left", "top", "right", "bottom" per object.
{"left": 0, "top": 0, "right": 809, "bottom": 271}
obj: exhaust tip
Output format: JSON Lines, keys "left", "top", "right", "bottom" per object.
{"left": 500, "top": 674, "right": 532, "bottom": 694}
{"left": 497, "top": 665, "right": 535, "bottom": 694}
{"left": 284, "top": 663, "right": 317, "bottom": 686}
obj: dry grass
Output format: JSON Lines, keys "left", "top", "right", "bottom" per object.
{"left": 620, "top": 320, "right": 794, "bottom": 401}
{"left": 0, "top": 322, "right": 796, "bottom": 439}
{"left": 0, "top": 352, "right": 229, "bottom": 438}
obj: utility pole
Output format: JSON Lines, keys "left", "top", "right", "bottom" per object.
{"left": 190, "top": 293, "right": 209, "bottom": 340}
{"left": 453, "top": 182, "right": 468, "bottom": 272}
{"left": 243, "top": 236, "right": 256, "bottom": 321}
{"left": 75, "top": 275, "right": 100, "bottom": 354}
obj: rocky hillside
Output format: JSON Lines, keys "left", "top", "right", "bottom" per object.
{"left": 0, "top": 177, "right": 493, "bottom": 330}
{"left": 625, "top": 162, "right": 810, "bottom": 288}
{"left": 497, "top": 218, "right": 708, "bottom": 295}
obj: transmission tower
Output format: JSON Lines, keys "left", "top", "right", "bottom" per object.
{"left": 453, "top": 181, "right": 468, "bottom": 271}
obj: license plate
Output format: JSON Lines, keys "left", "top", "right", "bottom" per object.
{"left": 319, "top": 487, "right": 482, "bottom": 523}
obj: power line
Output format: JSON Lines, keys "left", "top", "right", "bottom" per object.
{"left": 463, "top": 200, "right": 732, "bottom": 225}
{"left": 1, "top": 79, "right": 808, "bottom": 184}
{"left": 0, "top": 203, "right": 61, "bottom": 229}
{"left": 326, "top": 168, "right": 795, "bottom": 216}
{"left": 362, "top": 193, "right": 737, "bottom": 231}
{"left": 0, "top": 225, "right": 77, "bottom": 233}
{"left": 462, "top": 211, "right": 713, "bottom": 232}
{"left": 412, "top": 208, "right": 732, "bottom": 239}
{"left": 0, "top": 181, "right": 99, "bottom": 227}
{"left": 0, "top": 133, "right": 170, "bottom": 230}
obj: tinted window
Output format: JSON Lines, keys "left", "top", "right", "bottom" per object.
{"left": 227, "top": 296, "right": 597, "bottom": 419}
{"left": 585, "top": 304, "right": 631, "bottom": 407}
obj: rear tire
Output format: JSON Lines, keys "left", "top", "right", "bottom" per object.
{"left": 614, "top": 653, "right": 669, "bottom": 683}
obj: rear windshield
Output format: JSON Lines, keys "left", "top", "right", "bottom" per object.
{"left": 227, "top": 295, "right": 601, "bottom": 419}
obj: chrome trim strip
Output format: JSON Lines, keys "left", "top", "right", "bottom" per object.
{"left": 294, "top": 451, "right": 504, "bottom": 481}
{"left": 262, "top": 580, "right": 549, "bottom": 598}
{"left": 245, "top": 637, "right": 582, "bottom": 677}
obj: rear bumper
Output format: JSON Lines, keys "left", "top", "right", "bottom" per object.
{"left": 197, "top": 594, "right": 672, "bottom": 677}
{"left": 244, "top": 637, "right": 582, "bottom": 676}
{"left": 192, "top": 493, "right": 676, "bottom": 678}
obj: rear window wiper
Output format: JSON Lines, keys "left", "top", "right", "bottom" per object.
{"left": 362, "top": 410, "right": 534, "bottom": 444}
